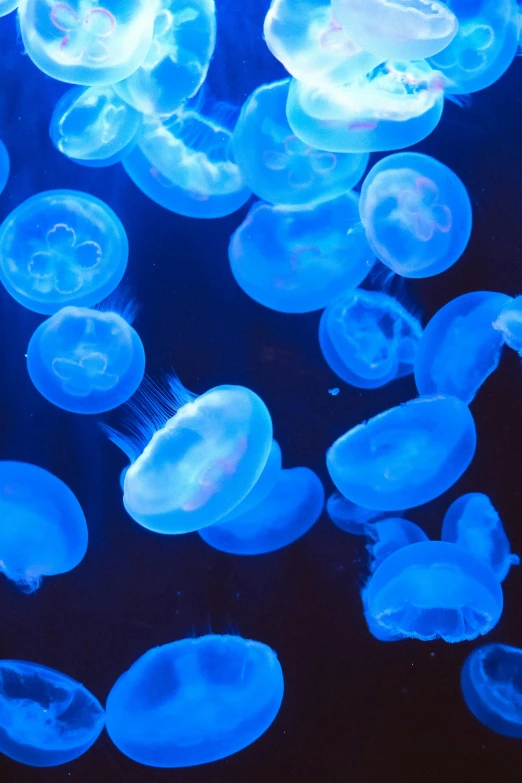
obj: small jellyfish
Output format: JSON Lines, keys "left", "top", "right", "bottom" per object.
{"left": 0, "top": 190, "right": 128, "bottom": 315}
{"left": 199, "top": 467, "right": 324, "bottom": 555}
{"left": 0, "top": 1, "right": 18, "bottom": 16}
{"left": 366, "top": 517, "right": 429, "bottom": 572}
{"left": 327, "top": 492, "right": 404, "bottom": 535}
{"left": 286, "top": 60, "right": 445, "bottom": 154}
{"left": 359, "top": 152, "right": 473, "bottom": 278}
{"left": 49, "top": 85, "right": 142, "bottom": 167}
{"left": 327, "top": 394, "right": 477, "bottom": 510}
{"left": 232, "top": 79, "right": 369, "bottom": 207}
{"left": 229, "top": 195, "right": 374, "bottom": 314}
{"left": 493, "top": 295, "right": 522, "bottom": 354}
{"left": 217, "top": 440, "right": 282, "bottom": 524}
{"left": 0, "top": 461, "right": 88, "bottom": 592}
{"left": 0, "top": 139, "right": 9, "bottom": 194}
{"left": 461, "top": 643, "right": 522, "bottom": 737}
{"left": 319, "top": 289, "right": 422, "bottom": 388}
{"left": 366, "top": 541, "right": 504, "bottom": 642}
{"left": 0, "top": 660, "right": 104, "bottom": 767}
{"left": 414, "top": 291, "right": 512, "bottom": 404}
{"left": 442, "top": 493, "right": 519, "bottom": 582}
{"left": 105, "top": 634, "right": 284, "bottom": 767}
{"left": 18, "top": 0, "right": 156, "bottom": 86}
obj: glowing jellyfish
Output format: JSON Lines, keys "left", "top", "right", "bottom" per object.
{"left": 327, "top": 394, "right": 476, "bottom": 510}
{"left": 493, "top": 295, "right": 522, "bottom": 354}
{"left": 199, "top": 467, "right": 324, "bottom": 555}
{"left": 0, "top": 461, "right": 88, "bottom": 592}
{"left": 113, "top": 0, "right": 216, "bottom": 117}
{"left": 286, "top": 60, "right": 445, "bottom": 154}
{"left": 49, "top": 85, "right": 141, "bottom": 167}
{"left": 0, "top": 140, "right": 9, "bottom": 195}
{"left": 327, "top": 492, "right": 403, "bottom": 535}
{"left": 229, "top": 195, "right": 374, "bottom": 314}
{"left": 105, "top": 634, "right": 284, "bottom": 767}
{"left": 359, "top": 152, "right": 472, "bottom": 278}
{"left": 366, "top": 517, "right": 429, "bottom": 572}
{"left": 217, "top": 440, "right": 282, "bottom": 524}
{"left": 361, "top": 584, "right": 403, "bottom": 642}
{"left": 0, "top": 1, "right": 18, "bottom": 16}
{"left": 0, "top": 660, "right": 104, "bottom": 767}
{"left": 319, "top": 289, "right": 422, "bottom": 388}
{"left": 0, "top": 190, "right": 128, "bottom": 314}
{"left": 104, "top": 378, "right": 273, "bottom": 534}
{"left": 414, "top": 291, "right": 511, "bottom": 404}
{"left": 366, "top": 541, "right": 503, "bottom": 642}
{"left": 18, "top": 0, "right": 156, "bottom": 86}
{"left": 461, "top": 643, "right": 522, "bottom": 737}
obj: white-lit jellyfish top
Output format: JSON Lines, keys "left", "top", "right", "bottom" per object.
{"left": 105, "top": 634, "right": 284, "bottom": 767}
{"left": 18, "top": 0, "right": 156, "bottom": 86}
{"left": 0, "top": 190, "right": 128, "bottom": 314}
{"left": 493, "top": 295, "right": 522, "bottom": 355}
{"left": 0, "top": 660, "right": 104, "bottom": 767}
{"left": 286, "top": 60, "right": 445, "bottom": 154}
{"left": 113, "top": 0, "right": 216, "bottom": 117}
{"left": 0, "top": 139, "right": 9, "bottom": 195}
{"left": 0, "top": 0, "right": 18, "bottom": 16}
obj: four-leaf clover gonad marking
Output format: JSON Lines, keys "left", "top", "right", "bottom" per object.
{"left": 28, "top": 223, "right": 102, "bottom": 294}
{"left": 50, "top": 3, "right": 116, "bottom": 64}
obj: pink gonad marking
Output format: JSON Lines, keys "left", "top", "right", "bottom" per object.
{"left": 348, "top": 121, "right": 378, "bottom": 132}
{"left": 51, "top": 4, "right": 116, "bottom": 63}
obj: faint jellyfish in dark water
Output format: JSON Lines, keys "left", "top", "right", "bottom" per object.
{"left": 0, "top": 140, "right": 9, "bottom": 194}
{"left": 326, "top": 492, "right": 404, "bottom": 536}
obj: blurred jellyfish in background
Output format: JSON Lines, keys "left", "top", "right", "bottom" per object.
{"left": 232, "top": 80, "right": 369, "bottom": 207}
{"left": 106, "top": 634, "right": 284, "bottom": 767}
{"left": 319, "top": 289, "right": 422, "bottom": 388}
{"left": 49, "top": 85, "right": 142, "bottom": 167}
{"left": 0, "top": 190, "right": 128, "bottom": 314}
{"left": 0, "top": 660, "right": 104, "bottom": 766}
{"left": 414, "top": 291, "right": 511, "bottom": 404}
{"left": 286, "top": 60, "right": 445, "bottom": 153}
{"left": 0, "top": 0, "right": 18, "bottom": 16}
{"left": 0, "top": 461, "right": 88, "bottom": 592}
{"left": 327, "top": 492, "right": 404, "bottom": 535}
{"left": 0, "top": 139, "right": 9, "bottom": 194}
{"left": 229, "top": 194, "right": 374, "bottom": 313}
{"left": 359, "top": 153, "right": 472, "bottom": 278}
{"left": 493, "top": 295, "right": 522, "bottom": 355}
{"left": 366, "top": 517, "right": 429, "bottom": 572}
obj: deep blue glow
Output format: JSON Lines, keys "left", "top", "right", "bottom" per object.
{"left": 0, "top": 139, "right": 9, "bottom": 193}
{"left": 327, "top": 492, "right": 404, "bottom": 536}
{"left": 105, "top": 634, "right": 284, "bottom": 767}
{"left": 493, "top": 295, "right": 522, "bottom": 354}
{"left": 366, "top": 517, "right": 429, "bottom": 572}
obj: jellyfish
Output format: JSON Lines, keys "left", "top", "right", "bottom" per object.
{"left": 105, "top": 634, "right": 284, "bottom": 767}
{"left": 361, "top": 584, "right": 403, "bottom": 642}
{"left": 414, "top": 291, "right": 512, "bottom": 404}
{"left": 216, "top": 440, "right": 282, "bottom": 524}
{"left": 113, "top": 0, "right": 216, "bottom": 117}
{"left": 327, "top": 394, "right": 476, "bottom": 510}
{"left": 286, "top": 60, "right": 445, "bottom": 154}
{"left": 229, "top": 195, "right": 374, "bottom": 314}
{"left": 493, "top": 295, "right": 522, "bottom": 355}
{"left": 0, "top": 660, "right": 104, "bottom": 767}
{"left": 104, "top": 377, "right": 273, "bottom": 534}
{"left": 327, "top": 492, "right": 404, "bottom": 535}
{"left": 0, "top": 190, "right": 128, "bottom": 315}
{"left": 319, "top": 289, "right": 422, "bottom": 388}
{"left": 0, "top": 140, "right": 9, "bottom": 194}
{"left": 232, "top": 80, "right": 369, "bottom": 207}
{"left": 366, "top": 541, "right": 504, "bottom": 642}
{"left": 359, "top": 152, "right": 473, "bottom": 278}
{"left": 366, "top": 517, "right": 429, "bottom": 572}
{"left": 49, "top": 85, "right": 142, "bottom": 167}
{"left": 18, "top": 0, "right": 156, "bottom": 86}
{"left": 461, "top": 643, "right": 522, "bottom": 737}
{"left": 0, "top": 0, "right": 18, "bottom": 16}
{"left": 199, "top": 467, "right": 324, "bottom": 555}
{"left": 0, "top": 461, "right": 88, "bottom": 592}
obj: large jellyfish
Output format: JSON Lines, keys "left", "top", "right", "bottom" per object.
{"left": 359, "top": 152, "right": 473, "bottom": 278}
{"left": 229, "top": 194, "right": 374, "bottom": 314}
{"left": 0, "top": 660, "right": 104, "bottom": 766}
{"left": 105, "top": 634, "right": 284, "bottom": 767}
{"left": 0, "top": 190, "right": 128, "bottom": 314}
{"left": 493, "top": 295, "right": 522, "bottom": 354}
{"left": 327, "top": 394, "right": 477, "bottom": 510}
{"left": 0, "top": 1, "right": 18, "bottom": 16}
{"left": 414, "top": 291, "right": 511, "bottom": 404}
{"left": 319, "top": 289, "right": 422, "bottom": 388}
{"left": 0, "top": 461, "right": 88, "bottom": 592}
{"left": 18, "top": 0, "right": 156, "bottom": 86}
{"left": 286, "top": 60, "right": 445, "bottom": 154}
{"left": 327, "top": 492, "right": 404, "bottom": 535}
{"left": 366, "top": 517, "right": 429, "bottom": 572}
{"left": 0, "top": 140, "right": 9, "bottom": 194}
{"left": 366, "top": 541, "right": 504, "bottom": 642}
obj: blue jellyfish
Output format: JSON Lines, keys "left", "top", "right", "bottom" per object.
{"left": 327, "top": 492, "right": 404, "bottom": 535}
{"left": 359, "top": 153, "right": 473, "bottom": 278}
{"left": 286, "top": 60, "right": 445, "bottom": 154}
{"left": 366, "top": 517, "right": 429, "bottom": 572}
{"left": 229, "top": 195, "right": 374, "bottom": 314}
{"left": 0, "top": 190, "right": 128, "bottom": 315}
{"left": 366, "top": 541, "right": 504, "bottom": 642}
{"left": 0, "top": 1, "right": 18, "bottom": 16}
{"left": 493, "top": 295, "right": 522, "bottom": 354}
{"left": 216, "top": 440, "right": 282, "bottom": 524}
{"left": 0, "top": 461, "right": 88, "bottom": 592}
{"left": 319, "top": 289, "right": 422, "bottom": 388}
{"left": 113, "top": 0, "right": 216, "bottom": 117}
{"left": 442, "top": 493, "right": 519, "bottom": 582}
{"left": 414, "top": 291, "right": 512, "bottom": 404}
{"left": 104, "top": 377, "right": 273, "bottom": 534}
{"left": 361, "top": 584, "right": 403, "bottom": 642}
{"left": 327, "top": 394, "right": 477, "bottom": 510}
{"left": 18, "top": 0, "right": 156, "bottom": 86}
{"left": 461, "top": 643, "right": 522, "bottom": 737}
{"left": 49, "top": 85, "right": 142, "bottom": 167}
{"left": 0, "top": 140, "right": 9, "bottom": 195}
{"left": 0, "top": 660, "right": 104, "bottom": 767}
{"left": 105, "top": 634, "right": 284, "bottom": 767}
{"left": 199, "top": 467, "right": 324, "bottom": 555}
